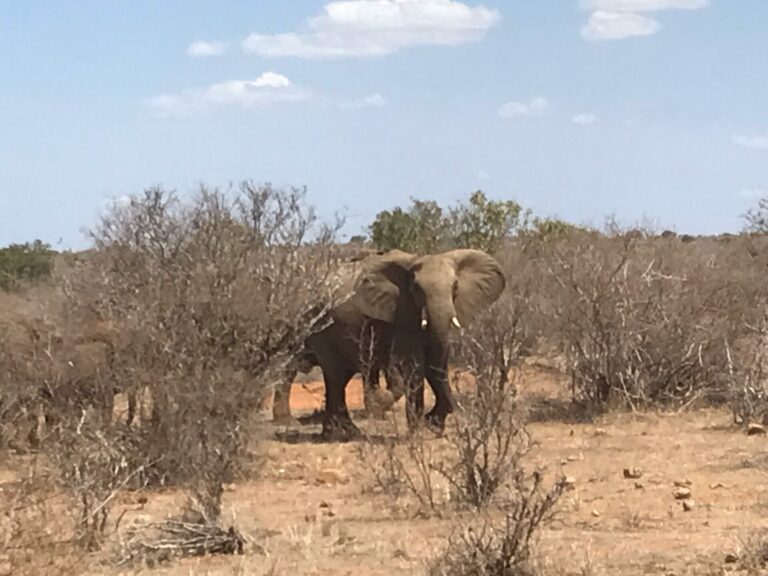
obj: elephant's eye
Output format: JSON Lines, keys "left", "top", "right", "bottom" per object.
{"left": 452, "top": 280, "right": 459, "bottom": 299}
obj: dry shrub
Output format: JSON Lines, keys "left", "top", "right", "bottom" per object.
{"left": 724, "top": 312, "right": 768, "bottom": 425}
{"left": 438, "top": 358, "right": 529, "bottom": 509}
{"left": 0, "top": 182, "right": 346, "bottom": 559}
{"left": 357, "top": 293, "right": 536, "bottom": 512}
{"left": 527, "top": 226, "right": 768, "bottom": 413}
{"left": 428, "top": 474, "right": 569, "bottom": 576}
{"left": 731, "top": 530, "right": 768, "bottom": 574}
{"left": 0, "top": 466, "right": 80, "bottom": 576}
{"left": 0, "top": 288, "right": 118, "bottom": 452}
{"left": 48, "top": 417, "right": 152, "bottom": 550}
{"left": 57, "top": 183, "right": 345, "bottom": 521}
{"left": 355, "top": 410, "right": 445, "bottom": 512}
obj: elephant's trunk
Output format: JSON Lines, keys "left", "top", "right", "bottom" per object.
{"left": 423, "top": 292, "right": 460, "bottom": 346}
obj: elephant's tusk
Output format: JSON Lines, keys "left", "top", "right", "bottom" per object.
{"left": 421, "top": 318, "right": 429, "bottom": 330}
{"left": 451, "top": 316, "right": 462, "bottom": 329}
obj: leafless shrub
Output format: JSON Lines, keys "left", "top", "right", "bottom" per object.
{"left": 725, "top": 313, "right": 768, "bottom": 425}
{"left": 437, "top": 374, "right": 529, "bottom": 510}
{"left": 356, "top": 416, "right": 445, "bottom": 513}
{"left": 437, "top": 307, "right": 531, "bottom": 509}
{"left": 357, "top": 297, "right": 536, "bottom": 513}
{"left": 60, "top": 183, "right": 345, "bottom": 513}
{"left": 47, "top": 416, "right": 153, "bottom": 550}
{"left": 731, "top": 530, "right": 768, "bottom": 573}
{"left": 428, "top": 475, "right": 569, "bottom": 576}
{"left": 530, "top": 225, "right": 768, "bottom": 413}
{"left": 0, "top": 182, "right": 346, "bottom": 559}
{"left": 0, "top": 465, "right": 81, "bottom": 576}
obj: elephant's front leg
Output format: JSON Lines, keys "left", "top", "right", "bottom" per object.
{"left": 424, "top": 349, "right": 455, "bottom": 433}
{"left": 424, "top": 367, "right": 453, "bottom": 433}
{"left": 392, "top": 360, "right": 424, "bottom": 430}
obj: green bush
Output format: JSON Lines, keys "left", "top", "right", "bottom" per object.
{"left": 369, "top": 191, "right": 524, "bottom": 254}
{"left": 369, "top": 199, "right": 447, "bottom": 253}
{"left": 0, "top": 240, "right": 55, "bottom": 290}
{"left": 523, "top": 217, "right": 588, "bottom": 242}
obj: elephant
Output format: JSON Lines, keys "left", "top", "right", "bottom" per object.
{"left": 1, "top": 318, "right": 139, "bottom": 450}
{"left": 305, "top": 248, "right": 506, "bottom": 440}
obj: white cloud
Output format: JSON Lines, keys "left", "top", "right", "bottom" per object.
{"left": 732, "top": 133, "right": 768, "bottom": 151}
{"left": 187, "top": 41, "right": 228, "bottom": 57}
{"left": 579, "top": 0, "right": 706, "bottom": 41}
{"left": 572, "top": 112, "right": 598, "bottom": 125}
{"left": 338, "top": 93, "right": 388, "bottom": 110}
{"left": 242, "top": 0, "right": 500, "bottom": 59}
{"left": 581, "top": 11, "right": 659, "bottom": 40}
{"left": 580, "top": 0, "right": 706, "bottom": 12}
{"left": 498, "top": 97, "right": 549, "bottom": 119}
{"left": 146, "top": 72, "right": 307, "bottom": 118}
{"left": 740, "top": 188, "right": 767, "bottom": 199}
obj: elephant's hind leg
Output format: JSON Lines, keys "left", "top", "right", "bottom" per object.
{"left": 272, "top": 372, "right": 299, "bottom": 426}
{"left": 320, "top": 365, "right": 360, "bottom": 441}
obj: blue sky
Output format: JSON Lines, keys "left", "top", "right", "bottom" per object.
{"left": 1, "top": 1, "right": 767, "bottom": 248}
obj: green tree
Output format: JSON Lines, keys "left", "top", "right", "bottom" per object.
{"left": 369, "top": 199, "right": 448, "bottom": 253}
{"left": 0, "top": 240, "right": 56, "bottom": 291}
{"left": 449, "top": 191, "right": 524, "bottom": 253}
{"left": 370, "top": 192, "right": 526, "bottom": 254}
{"left": 524, "top": 217, "right": 585, "bottom": 241}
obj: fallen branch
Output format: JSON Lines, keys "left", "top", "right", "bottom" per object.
{"left": 119, "top": 519, "right": 245, "bottom": 566}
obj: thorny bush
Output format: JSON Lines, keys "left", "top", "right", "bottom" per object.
{"left": 356, "top": 285, "right": 535, "bottom": 512}
{"left": 63, "top": 183, "right": 347, "bottom": 518}
{"left": 0, "top": 183, "right": 348, "bottom": 554}
{"left": 528, "top": 225, "right": 768, "bottom": 414}
{"left": 428, "top": 474, "right": 569, "bottom": 576}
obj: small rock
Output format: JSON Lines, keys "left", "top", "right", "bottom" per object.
{"left": 623, "top": 467, "right": 643, "bottom": 479}
{"left": 321, "top": 519, "right": 337, "bottom": 537}
{"left": 724, "top": 553, "right": 739, "bottom": 564}
{"left": 393, "top": 549, "right": 412, "bottom": 560}
{"left": 591, "top": 509, "right": 600, "bottom": 517}
{"left": 634, "top": 482, "right": 645, "bottom": 490}
{"left": 314, "top": 470, "right": 348, "bottom": 486}
{"left": 564, "top": 476, "right": 577, "bottom": 488}
{"left": 709, "top": 482, "right": 725, "bottom": 490}
{"left": 747, "top": 423, "right": 766, "bottom": 436}
{"left": 594, "top": 428, "right": 608, "bottom": 436}
{"left": 673, "top": 479, "right": 692, "bottom": 487}
{"left": 319, "top": 500, "right": 332, "bottom": 508}
{"left": 567, "top": 455, "right": 580, "bottom": 462}
{"left": 682, "top": 500, "right": 695, "bottom": 512}
{"left": 672, "top": 487, "right": 692, "bottom": 500}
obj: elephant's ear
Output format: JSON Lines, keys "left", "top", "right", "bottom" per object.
{"left": 447, "top": 249, "right": 506, "bottom": 325}
{"left": 352, "top": 250, "right": 417, "bottom": 324}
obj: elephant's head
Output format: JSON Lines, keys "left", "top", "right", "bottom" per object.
{"left": 351, "top": 249, "right": 506, "bottom": 344}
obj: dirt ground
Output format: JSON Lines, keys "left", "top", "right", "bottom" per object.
{"left": 4, "top": 368, "right": 768, "bottom": 575}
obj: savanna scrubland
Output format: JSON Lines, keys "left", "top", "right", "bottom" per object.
{"left": 2, "top": 183, "right": 768, "bottom": 576}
